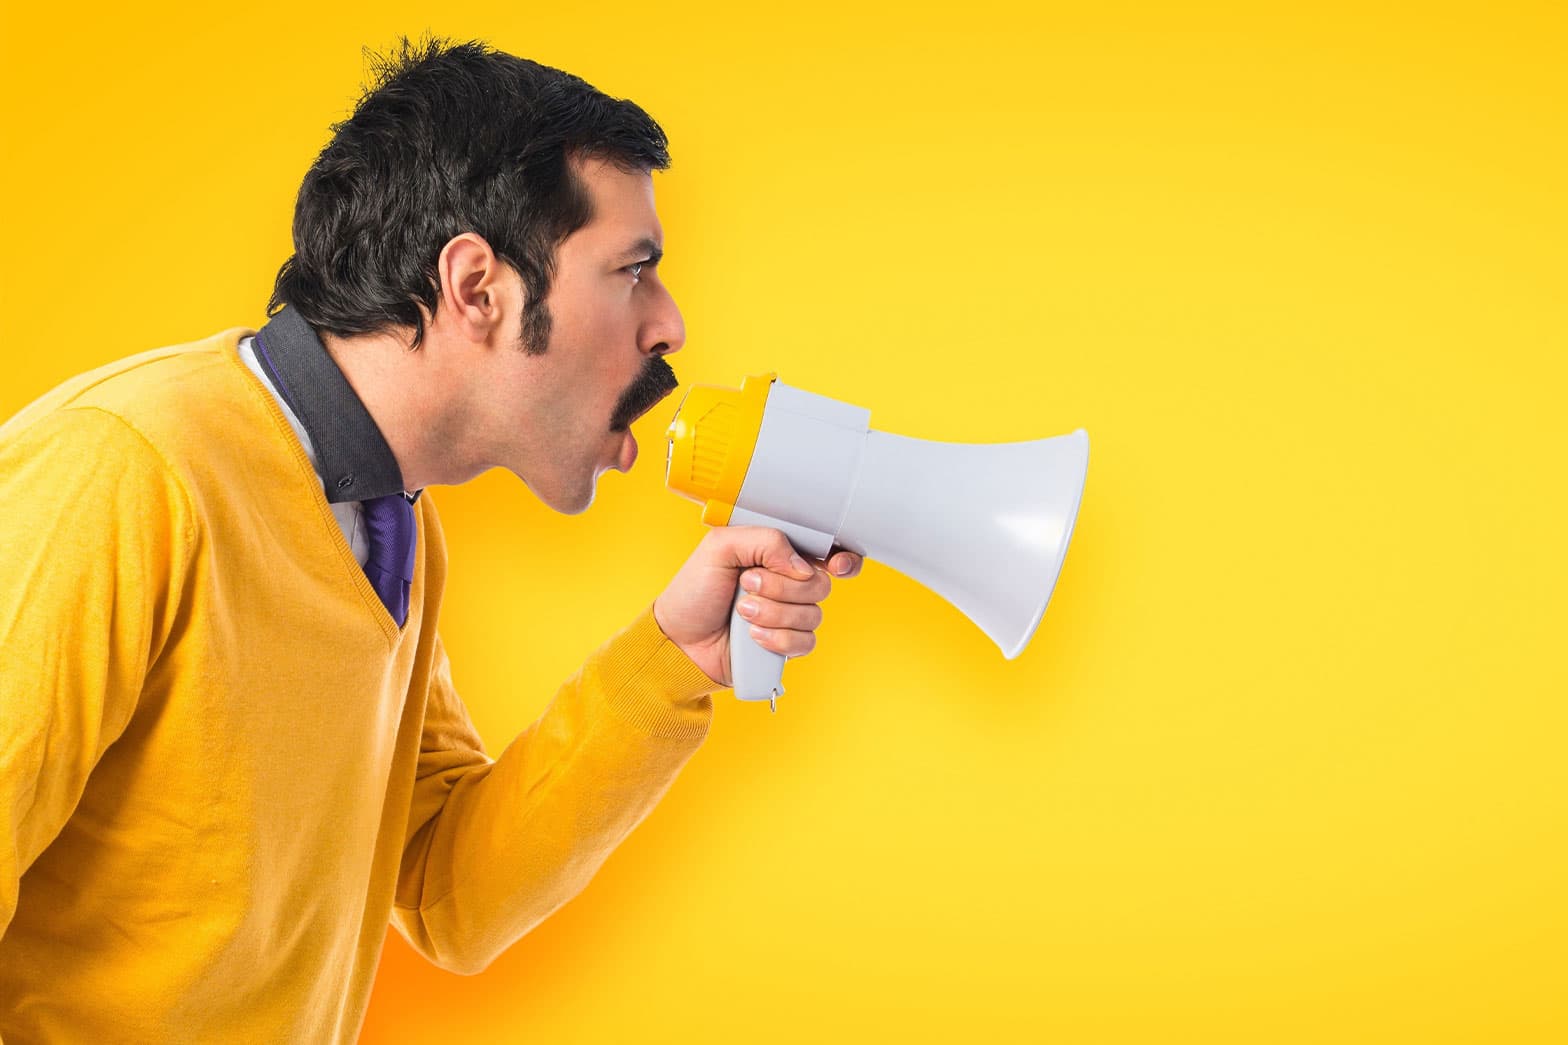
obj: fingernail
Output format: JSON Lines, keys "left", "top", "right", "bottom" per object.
{"left": 741, "top": 571, "right": 761, "bottom": 592}
{"left": 749, "top": 625, "right": 770, "bottom": 640}
{"left": 790, "top": 554, "right": 811, "bottom": 576}
{"left": 834, "top": 558, "right": 852, "bottom": 576}
{"left": 737, "top": 598, "right": 758, "bottom": 619}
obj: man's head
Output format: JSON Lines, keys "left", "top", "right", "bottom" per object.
{"left": 269, "top": 38, "right": 685, "bottom": 513}
{"left": 271, "top": 37, "right": 670, "bottom": 353}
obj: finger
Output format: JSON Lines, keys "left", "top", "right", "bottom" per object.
{"left": 745, "top": 624, "right": 818, "bottom": 658}
{"left": 735, "top": 596, "right": 823, "bottom": 633}
{"left": 740, "top": 566, "right": 831, "bottom": 605}
{"left": 825, "top": 551, "right": 863, "bottom": 578}
{"left": 711, "top": 525, "right": 817, "bottom": 581}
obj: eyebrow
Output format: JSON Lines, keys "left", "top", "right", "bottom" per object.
{"left": 615, "top": 237, "right": 664, "bottom": 266}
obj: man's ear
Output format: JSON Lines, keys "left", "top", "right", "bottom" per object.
{"left": 435, "top": 232, "right": 522, "bottom": 343}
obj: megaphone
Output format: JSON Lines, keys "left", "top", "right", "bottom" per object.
{"left": 664, "top": 373, "right": 1088, "bottom": 710}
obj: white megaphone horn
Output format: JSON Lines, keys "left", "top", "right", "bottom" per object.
{"left": 664, "top": 373, "right": 1089, "bottom": 710}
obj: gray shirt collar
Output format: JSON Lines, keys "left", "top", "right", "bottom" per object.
{"left": 252, "top": 307, "right": 409, "bottom": 505}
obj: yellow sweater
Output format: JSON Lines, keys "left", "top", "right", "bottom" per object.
{"left": 0, "top": 329, "right": 719, "bottom": 1042}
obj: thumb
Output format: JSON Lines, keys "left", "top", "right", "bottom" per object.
{"left": 710, "top": 525, "right": 816, "bottom": 580}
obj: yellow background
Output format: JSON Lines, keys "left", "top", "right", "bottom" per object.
{"left": 2, "top": 1, "right": 1564, "bottom": 1042}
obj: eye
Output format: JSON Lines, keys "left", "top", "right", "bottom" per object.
{"left": 625, "top": 261, "right": 645, "bottom": 281}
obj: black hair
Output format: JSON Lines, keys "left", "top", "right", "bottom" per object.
{"left": 267, "top": 36, "right": 670, "bottom": 352}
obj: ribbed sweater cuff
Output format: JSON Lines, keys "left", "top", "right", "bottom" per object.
{"left": 593, "top": 605, "right": 722, "bottom": 741}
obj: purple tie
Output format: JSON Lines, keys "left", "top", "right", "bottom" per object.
{"left": 363, "top": 493, "right": 416, "bottom": 626}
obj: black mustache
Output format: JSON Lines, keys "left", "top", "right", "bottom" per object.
{"left": 609, "top": 354, "right": 679, "bottom": 433}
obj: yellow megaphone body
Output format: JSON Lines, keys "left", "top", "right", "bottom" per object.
{"left": 665, "top": 374, "right": 1088, "bottom": 710}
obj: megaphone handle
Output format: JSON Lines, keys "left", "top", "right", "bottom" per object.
{"left": 729, "top": 581, "right": 786, "bottom": 711}
{"left": 720, "top": 509, "right": 836, "bottom": 711}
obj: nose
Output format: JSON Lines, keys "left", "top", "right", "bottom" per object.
{"left": 642, "top": 280, "right": 686, "bottom": 357}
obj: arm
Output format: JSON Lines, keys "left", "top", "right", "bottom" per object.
{"left": 390, "top": 613, "right": 718, "bottom": 975}
{"left": 390, "top": 527, "right": 862, "bottom": 975}
{"left": 0, "top": 408, "right": 192, "bottom": 945}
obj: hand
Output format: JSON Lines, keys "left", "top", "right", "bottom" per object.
{"left": 653, "top": 526, "right": 863, "bottom": 688}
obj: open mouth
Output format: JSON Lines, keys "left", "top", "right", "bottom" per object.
{"left": 615, "top": 386, "right": 678, "bottom": 473}
{"left": 610, "top": 355, "right": 680, "bottom": 474}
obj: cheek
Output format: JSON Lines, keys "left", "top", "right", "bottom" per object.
{"left": 550, "top": 293, "right": 641, "bottom": 407}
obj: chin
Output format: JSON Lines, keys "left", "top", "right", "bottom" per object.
{"left": 555, "top": 471, "right": 606, "bottom": 515}
{"left": 536, "top": 484, "right": 596, "bottom": 516}
{"left": 557, "top": 490, "right": 596, "bottom": 516}
{"left": 512, "top": 468, "right": 598, "bottom": 516}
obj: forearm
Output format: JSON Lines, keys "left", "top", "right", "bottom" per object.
{"left": 393, "top": 607, "right": 717, "bottom": 974}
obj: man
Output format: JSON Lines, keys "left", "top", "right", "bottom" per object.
{"left": 0, "top": 38, "right": 860, "bottom": 1042}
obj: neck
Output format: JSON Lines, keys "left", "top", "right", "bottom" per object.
{"left": 319, "top": 328, "right": 481, "bottom": 492}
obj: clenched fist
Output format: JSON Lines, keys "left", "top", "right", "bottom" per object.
{"left": 653, "top": 526, "right": 863, "bottom": 688}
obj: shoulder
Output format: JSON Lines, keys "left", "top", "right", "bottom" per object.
{"left": 0, "top": 397, "right": 198, "bottom": 559}
{"left": 0, "top": 327, "right": 301, "bottom": 490}
{"left": 2, "top": 328, "right": 256, "bottom": 442}
{"left": 59, "top": 329, "right": 256, "bottom": 433}
{"left": 0, "top": 329, "right": 290, "bottom": 543}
